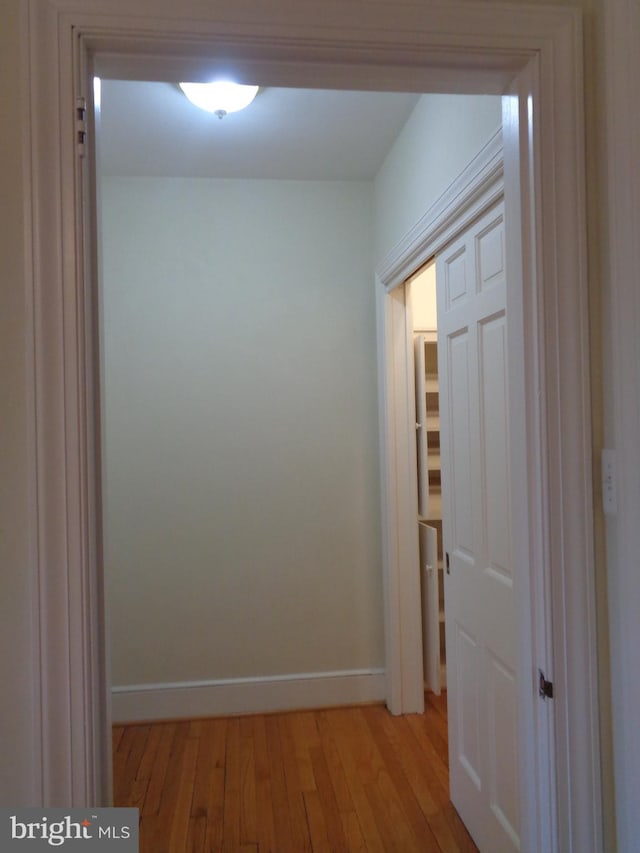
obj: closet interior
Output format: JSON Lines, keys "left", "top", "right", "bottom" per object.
{"left": 409, "top": 260, "right": 446, "bottom": 696}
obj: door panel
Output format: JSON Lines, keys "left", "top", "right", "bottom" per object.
{"left": 448, "top": 331, "right": 474, "bottom": 557}
{"left": 479, "top": 313, "right": 510, "bottom": 580}
{"left": 445, "top": 246, "right": 469, "bottom": 308}
{"left": 455, "top": 623, "right": 482, "bottom": 789}
{"left": 487, "top": 654, "right": 519, "bottom": 845}
{"left": 477, "top": 215, "right": 505, "bottom": 291}
{"left": 437, "top": 200, "right": 519, "bottom": 852}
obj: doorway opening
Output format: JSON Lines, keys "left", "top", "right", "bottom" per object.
{"left": 96, "top": 78, "right": 510, "bottom": 849}
{"left": 407, "top": 260, "right": 446, "bottom": 697}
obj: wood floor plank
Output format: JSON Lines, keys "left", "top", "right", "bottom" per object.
{"left": 187, "top": 719, "right": 203, "bottom": 739}
{"left": 114, "top": 724, "right": 152, "bottom": 806}
{"left": 239, "top": 716, "right": 257, "bottom": 846}
{"left": 137, "top": 814, "right": 159, "bottom": 853}
{"left": 185, "top": 813, "right": 207, "bottom": 852}
{"left": 303, "top": 789, "right": 333, "bottom": 853}
{"left": 147, "top": 722, "right": 190, "bottom": 852}
{"left": 122, "top": 725, "right": 150, "bottom": 794}
{"left": 370, "top": 709, "right": 444, "bottom": 814}
{"left": 340, "top": 809, "right": 368, "bottom": 852}
{"left": 127, "top": 775, "right": 150, "bottom": 813}
{"left": 405, "top": 714, "right": 478, "bottom": 851}
{"left": 252, "top": 714, "right": 278, "bottom": 853}
{"left": 184, "top": 812, "right": 207, "bottom": 853}
{"left": 112, "top": 737, "right": 133, "bottom": 806}
{"left": 265, "top": 714, "right": 296, "bottom": 852}
{"left": 142, "top": 722, "right": 177, "bottom": 816}
{"left": 289, "top": 710, "right": 320, "bottom": 792}
{"left": 112, "top": 725, "right": 125, "bottom": 752}
{"left": 185, "top": 717, "right": 227, "bottom": 852}
{"left": 406, "top": 711, "right": 452, "bottom": 792}
{"left": 427, "top": 690, "right": 448, "bottom": 721}
{"left": 422, "top": 701, "right": 450, "bottom": 768}
{"left": 345, "top": 705, "right": 427, "bottom": 851}
{"left": 136, "top": 724, "right": 163, "bottom": 783}
{"left": 279, "top": 716, "right": 313, "bottom": 853}
{"left": 328, "top": 708, "right": 378, "bottom": 785}
{"left": 309, "top": 741, "right": 349, "bottom": 851}
{"left": 202, "top": 766, "right": 225, "bottom": 853}
{"left": 168, "top": 735, "right": 199, "bottom": 852}
{"left": 315, "top": 711, "right": 357, "bottom": 814}
{"left": 316, "top": 711, "right": 368, "bottom": 850}
{"left": 328, "top": 711, "right": 388, "bottom": 853}
{"left": 113, "top": 696, "right": 478, "bottom": 853}
{"left": 190, "top": 717, "right": 227, "bottom": 818}
{"left": 364, "top": 772, "right": 424, "bottom": 852}
{"left": 222, "top": 717, "right": 241, "bottom": 852}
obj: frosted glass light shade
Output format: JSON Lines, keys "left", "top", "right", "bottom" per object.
{"left": 179, "top": 81, "right": 259, "bottom": 117}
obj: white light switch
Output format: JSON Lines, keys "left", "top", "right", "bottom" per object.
{"left": 601, "top": 449, "right": 617, "bottom": 516}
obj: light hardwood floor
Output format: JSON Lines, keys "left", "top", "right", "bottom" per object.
{"left": 112, "top": 692, "right": 478, "bottom": 852}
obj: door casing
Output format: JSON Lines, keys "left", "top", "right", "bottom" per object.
{"left": 23, "top": 2, "right": 600, "bottom": 851}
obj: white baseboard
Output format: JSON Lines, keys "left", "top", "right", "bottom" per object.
{"left": 111, "top": 668, "right": 386, "bottom": 723}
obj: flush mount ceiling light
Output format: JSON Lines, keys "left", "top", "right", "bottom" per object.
{"left": 179, "top": 81, "right": 259, "bottom": 119}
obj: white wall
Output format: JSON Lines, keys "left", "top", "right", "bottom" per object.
{"left": 374, "top": 94, "right": 502, "bottom": 262}
{"left": 101, "top": 177, "right": 383, "bottom": 691}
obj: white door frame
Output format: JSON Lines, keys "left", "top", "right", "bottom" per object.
{"left": 23, "top": 2, "right": 601, "bottom": 850}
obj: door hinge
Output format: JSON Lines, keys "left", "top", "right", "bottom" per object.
{"left": 445, "top": 552, "right": 450, "bottom": 574}
{"left": 76, "top": 96, "right": 87, "bottom": 156}
{"left": 538, "top": 669, "right": 554, "bottom": 700}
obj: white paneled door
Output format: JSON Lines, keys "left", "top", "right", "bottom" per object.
{"left": 436, "top": 200, "right": 519, "bottom": 851}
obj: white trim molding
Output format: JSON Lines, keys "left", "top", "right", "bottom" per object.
{"left": 23, "top": 2, "right": 602, "bottom": 851}
{"left": 111, "top": 669, "right": 386, "bottom": 723}
{"left": 376, "top": 128, "right": 503, "bottom": 289}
